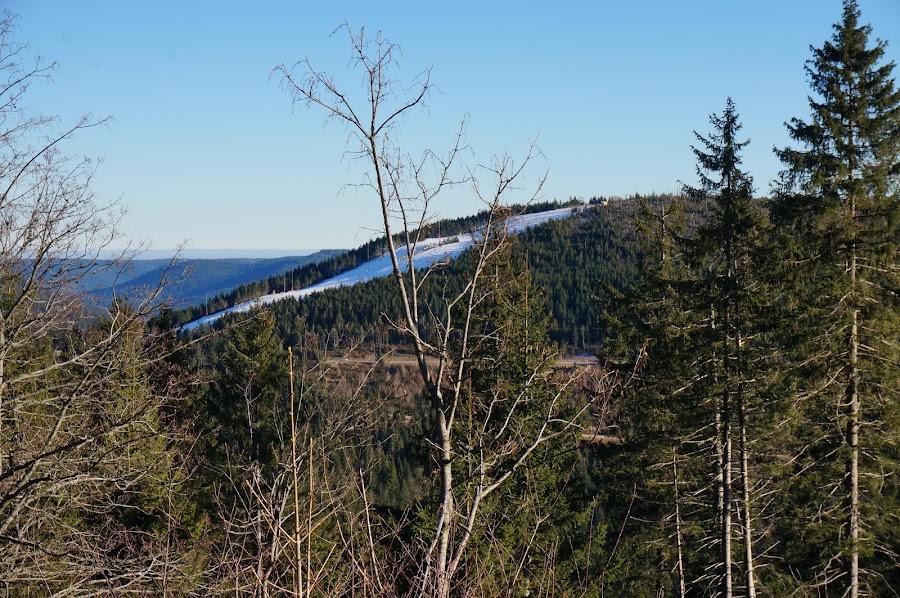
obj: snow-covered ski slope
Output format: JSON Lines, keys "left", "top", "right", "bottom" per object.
{"left": 182, "top": 206, "right": 580, "bottom": 331}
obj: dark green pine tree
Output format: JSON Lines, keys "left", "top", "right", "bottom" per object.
{"left": 200, "top": 309, "right": 289, "bottom": 492}
{"left": 682, "top": 98, "right": 773, "bottom": 598}
{"left": 598, "top": 100, "right": 773, "bottom": 597}
{"left": 771, "top": 1, "right": 900, "bottom": 595}
{"left": 596, "top": 195, "right": 702, "bottom": 598}
{"left": 454, "top": 246, "right": 585, "bottom": 596}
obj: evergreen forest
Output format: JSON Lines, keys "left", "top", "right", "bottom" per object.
{"left": 0, "top": 2, "right": 897, "bottom": 596}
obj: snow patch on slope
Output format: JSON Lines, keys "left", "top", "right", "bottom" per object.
{"left": 182, "top": 206, "right": 579, "bottom": 331}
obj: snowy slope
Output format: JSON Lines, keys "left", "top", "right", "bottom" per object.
{"left": 182, "top": 206, "right": 580, "bottom": 331}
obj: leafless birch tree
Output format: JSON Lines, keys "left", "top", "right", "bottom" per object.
{"left": 276, "top": 25, "right": 600, "bottom": 597}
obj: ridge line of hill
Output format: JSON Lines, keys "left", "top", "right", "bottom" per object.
{"left": 181, "top": 204, "right": 585, "bottom": 331}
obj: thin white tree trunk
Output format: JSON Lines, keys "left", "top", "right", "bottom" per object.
{"left": 711, "top": 303, "right": 732, "bottom": 598}
{"left": 848, "top": 258, "right": 859, "bottom": 598}
{"left": 288, "top": 348, "right": 303, "bottom": 598}
{"left": 722, "top": 386, "right": 733, "bottom": 598}
{"left": 673, "top": 450, "right": 687, "bottom": 598}
{"left": 436, "top": 409, "right": 454, "bottom": 598}
{"left": 738, "top": 392, "right": 756, "bottom": 598}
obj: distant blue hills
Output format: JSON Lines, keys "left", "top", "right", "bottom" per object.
{"left": 82, "top": 250, "right": 345, "bottom": 309}
{"left": 98, "top": 248, "right": 326, "bottom": 260}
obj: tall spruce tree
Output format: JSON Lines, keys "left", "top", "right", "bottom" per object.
{"left": 772, "top": 1, "right": 900, "bottom": 595}
{"left": 597, "top": 195, "right": 699, "bottom": 597}
{"left": 599, "top": 100, "right": 772, "bottom": 597}
{"left": 683, "top": 98, "right": 769, "bottom": 598}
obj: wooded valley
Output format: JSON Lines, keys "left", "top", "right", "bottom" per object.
{"left": 0, "top": 1, "right": 896, "bottom": 596}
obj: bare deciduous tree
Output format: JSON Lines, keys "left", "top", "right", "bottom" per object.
{"left": 203, "top": 324, "right": 417, "bottom": 597}
{"left": 0, "top": 14, "right": 196, "bottom": 593}
{"left": 277, "top": 25, "right": 602, "bottom": 597}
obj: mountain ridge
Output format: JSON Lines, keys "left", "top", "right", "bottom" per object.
{"left": 180, "top": 205, "right": 585, "bottom": 331}
{"left": 85, "top": 250, "right": 344, "bottom": 309}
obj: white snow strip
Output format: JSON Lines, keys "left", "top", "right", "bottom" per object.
{"left": 181, "top": 206, "right": 579, "bottom": 331}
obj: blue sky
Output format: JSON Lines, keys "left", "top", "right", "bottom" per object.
{"left": 8, "top": 1, "right": 900, "bottom": 250}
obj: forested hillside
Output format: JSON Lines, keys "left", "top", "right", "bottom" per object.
{"left": 172, "top": 200, "right": 580, "bottom": 326}
{"left": 177, "top": 193, "right": 709, "bottom": 352}
{"left": 1, "top": 2, "right": 896, "bottom": 596}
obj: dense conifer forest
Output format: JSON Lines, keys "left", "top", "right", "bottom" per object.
{"left": 178, "top": 195, "right": 648, "bottom": 349}
{"left": 0, "top": 1, "right": 896, "bottom": 595}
